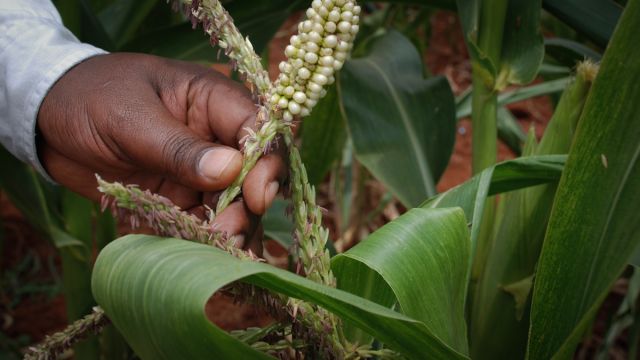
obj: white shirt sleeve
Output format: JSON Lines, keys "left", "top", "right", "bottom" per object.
{"left": 0, "top": 0, "right": 107, "bottom": 179}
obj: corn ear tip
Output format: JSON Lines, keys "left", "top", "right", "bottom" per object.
{"left": 577, "top": 59, "right": 599, "bottom": 83}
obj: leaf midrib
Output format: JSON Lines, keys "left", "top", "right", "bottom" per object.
{"left": 362, "top": 58, "right": 436, "bottom": 197}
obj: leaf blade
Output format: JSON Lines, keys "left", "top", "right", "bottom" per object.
{"left": 93, "top": 235, "right": 468, "bottom": 359}
{"left": 528, "top": 1, "right": 640, "bottom": 357}
{"left": 332, "top": 207, "right": 471, "bottom": 354}
{"left": 339, "top": 31, "right": 456, "bottom": 207}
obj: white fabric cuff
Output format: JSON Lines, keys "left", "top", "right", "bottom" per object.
{"left": 0, "top": 6, "right": 107, "bottom": 181}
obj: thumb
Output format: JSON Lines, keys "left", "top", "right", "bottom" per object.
{"left": 116, "top": 105, "right": 243, "bottom": 191}
{"left": 152, "top": 131, "right": 242, "bottom": 191}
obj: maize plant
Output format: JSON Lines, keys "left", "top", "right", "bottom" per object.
{"left": 3, "top": 0, "right": 640, "bottom": 359}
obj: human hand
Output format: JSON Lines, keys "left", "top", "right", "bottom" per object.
{"left": 37, "top": 53, "right": 286, "bottom": 253}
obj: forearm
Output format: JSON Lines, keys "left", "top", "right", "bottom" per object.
{"left": 0, "top": 0, "right": 106, "bottom": 178}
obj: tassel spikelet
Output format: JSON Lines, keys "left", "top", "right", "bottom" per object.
{"left": 24, "top": 307, "right": 109, "bottom": 360}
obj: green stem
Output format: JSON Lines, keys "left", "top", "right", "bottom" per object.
{"left": 471, "top": 77, "right": 498, "bottom": 174}
{"left": 477, "top": 0, "right": 508, "bottom": 70}
{"left": 468, "top": 0, "right": 508, "bottom": 336}
{"left": 471, "top": 0, "right": 508, "bottom": 174}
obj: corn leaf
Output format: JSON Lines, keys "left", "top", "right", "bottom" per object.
{"left": 545, "top": 38, "right": 602, "bottom": 66}
{"left": 528, "top": 1, "right": 640, "bottom": 357}
{"left": 92, "top": 235, "right": 468, "bottom": 359}
{"left": 98, "top": 0, "right": 159, "bottom": 47}
{"left": 470, "top": 63, "right": 594, "bottom": 359}
{"left": 122, "top": 0, "right": 298, "bottom": 60}
{"left": 542, "top": 0, "right": 622, "bottom": 47}
{"left": 339, "top": 30, "right": 456, "bottom": 207}
{"left": 496, "top": 107, "right": 527, "bottom": 155}
{"left": 332, "top": 207, "right": 471, "bottom": 354}
{"left": 456, "top": 77, "right": 570, "bottom": 119}
{"left": 422, "top": 155, "right": 565, "bottom": 250}
{"left": 456, "top": 0, "right": 544, "bottom": 88}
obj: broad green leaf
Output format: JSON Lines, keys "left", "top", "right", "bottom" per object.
{"left": 339, "top": 31, "right": 456, "bottom": 207}
{"left": 93, "top": 235, "right": 468, "bottom": 359}
{"left": 542, "top": 0, "right": 623, "bottom": 47}
{"left": 262, "top": 198, "right": 294, "bottom": 250}
{"left": 93, "top": 235, "right": 464, "bottom": 359}
{"left": 301, "top": 86, "right": 347, "bottom": 185}
{"left": 528, "top": 1, "right": 640, "bottom": 357}
{"left": 332, "top": 208, "right": 471, "bottom": 354}
{"left": 498, "top": 1, "right": 545, "bottom": 87}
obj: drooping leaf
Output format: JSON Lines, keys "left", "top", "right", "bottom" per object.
{"left": 92, "top": 235, "right": 468, "bottom": 359}
{"left": 421, "top": 155, "right": 566, "bottom": 248}
{"left": 301, "top": 86, "right": 347, "bottom": 185}
{"left": 332, "top": 207, "right": 471, "bottom": 354}
{"left": 339, "top": 30, "right": 456, "bottom": 207}
{"left": 528, "top": 1, "right": 640, "bottom": 357}
{"left": 545, "top": 38, "right": 603, "bottom": 67}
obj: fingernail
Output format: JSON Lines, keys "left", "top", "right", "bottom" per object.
{"left": 229, "top": 234, "right": 245, "bottom": 248}
{"left": 198, "top": 148, "right": 240, "bottom": 181}
{"left": 264, "top": 181, "right": 279, "bottom": 210}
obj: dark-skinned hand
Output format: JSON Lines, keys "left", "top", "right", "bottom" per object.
{"left": 37, "top": 53, "right": 287, "bottom": 254}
